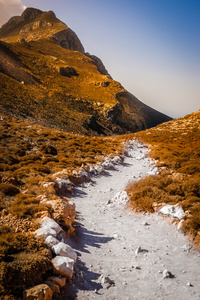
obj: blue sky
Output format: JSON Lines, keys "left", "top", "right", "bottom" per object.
{"left": 1, "top": 0, "right": 200, "bottom": 118}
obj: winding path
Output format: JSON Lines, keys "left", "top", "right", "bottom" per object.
{"left": 60, "top": 142, "right": 200, "bottom": 300}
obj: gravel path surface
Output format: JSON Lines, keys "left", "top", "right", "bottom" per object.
{"left": 61, "top": 142, "right": 200, "bottom": 300}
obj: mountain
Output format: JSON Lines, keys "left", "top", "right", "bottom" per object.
{"left": 0, "top": 7, "right": 171, "bottom": 135}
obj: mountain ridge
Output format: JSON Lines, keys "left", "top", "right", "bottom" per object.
{"left": 0, "top": 7, "right": 172, "bottom": 135}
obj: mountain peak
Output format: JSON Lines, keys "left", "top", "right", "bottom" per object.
{"left": 0, "top": 7, "right": 171, "bottom": 135}
{"left": 0, "top": 7, "right": 85, "bottom": 53}
{"left": 21, "top": 7, "right": 43, "bottom": 21}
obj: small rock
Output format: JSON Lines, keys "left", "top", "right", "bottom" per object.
{"left": 79, "top": 271, "right": 84, "bottom": 279}
{"left": 106, "top": 199, "right": 111, "bottom": 205}
{"left": 112, "top": 233, "right": 118, "bottom": 239}
{"left": 135, "top": 247, "right": 148, "bottom": 255}
{"left": 177, "top": 219, "right": 184, "bottom": 230}
{"left": 100, "top": 275, "right": 115, "bottom": 288}
{"left": 45, "top": 281, "right": 60, "bottom": 294}
{"left": 182, "top": 244, "right": 192, "bottom": 252}
{"left": 141, "top": 221, "right": 149, "bottom": 226}
{"left": 187, "top": 282, "right": 193, "bottom": 287}
{"left": 46, "top": 276, "right": 66, "bottom": 288}
{"left": 162, "top": 269, "right": 174, "bottom": 279}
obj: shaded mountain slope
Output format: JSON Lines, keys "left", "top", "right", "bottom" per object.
{"left": 127, "top": 92, "right": 172, "bottom": 128}
{"left": 0, "top": 7, "right": 171, "bottom": 135}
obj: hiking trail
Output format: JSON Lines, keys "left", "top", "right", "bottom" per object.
{"left": 60, "top": 142, "right": 200, "bottom": 300}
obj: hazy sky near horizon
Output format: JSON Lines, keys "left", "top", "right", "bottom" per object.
{"left": 1, "top": 0, "right": 200, "bottom": 118}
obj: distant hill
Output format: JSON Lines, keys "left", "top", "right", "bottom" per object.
{"left": 0, "top": 7, "right": 171, "bottom": 135}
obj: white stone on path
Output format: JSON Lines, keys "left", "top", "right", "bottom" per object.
{"left": 110, "top": 191, "right": 129, "bottom": 206}
{"left": 159, "top": 204, "right": 185, "bottom": 220}
{"left": 162, "top": 269, "right": 174, "bottom": 279}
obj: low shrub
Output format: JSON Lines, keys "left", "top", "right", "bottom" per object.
{"left": 0, "top": 229, "right": 52, "bottom": 298}
{"left": 8, "top": 194, "right": 50, "bottom": 218}
{"left": 0, "top": 183, "right": 20, "bottom": 196}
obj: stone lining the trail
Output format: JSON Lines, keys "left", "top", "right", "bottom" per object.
{"left": 52, "top": 242, "right": 77, "bottom": 261}
{"left": 35, "top": 216, "right": 64, "bottom": 239}
{"left": 158, "top": 204, "right": 185, "bottom": 220}
{"left": 108, "top": 190, "right": 129, "bottom": 206}
{"left": 30, "top": 216, "right": 77, "bottom": 298}
{"left": 51, "top": 256, "right": 74, "bottom": 279}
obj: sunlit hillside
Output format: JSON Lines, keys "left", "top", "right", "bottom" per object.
{"left": 0, "top": 8, "right": 171, "bottom": 136}
{"left": 127, "top": 110, "right": 200, "bottom": 247}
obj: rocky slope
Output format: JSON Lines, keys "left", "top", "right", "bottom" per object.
{"left": 0, "top": 7, "right": 171, "bottom": 135}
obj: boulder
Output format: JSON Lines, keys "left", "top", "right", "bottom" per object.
{"left": 35, "top": 227, "right": 57, "bottom": 239}
{"left": 52, "top": 256, "right": 74, "bottom": 279}
{"left": 45, "top": 281, "right": 60, "bottom": 294}
{"left": 85, "top": 53, "right": 111, "bottom": 77}
{"left": 52, "top": 242, "right": 77, "bottom": 262}
{"left": 46, "top": 276, "right": 66, "bottom": 288}
{"left": 41, "top": 217, "right": 64, "bottom": 234}
{"left": 58, "top": 66, "right": 78, "bottom": 77}
{"left": 23, "top": 284, "right": 53, "bottom": 300}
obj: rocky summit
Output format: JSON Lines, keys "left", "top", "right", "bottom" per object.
{"left": 0, "top": 7, "right": 171, "bottom": 135}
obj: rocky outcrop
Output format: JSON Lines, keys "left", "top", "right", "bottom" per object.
{"left": 21, "top": 8, "right": 44, "bottom": 22}
{"left": 86, "top": 52, "right": 112, "bottom": 77}
{"left": 127, "top": 92, "right": 172, "bottom": 128}
{"left": 105, "top": 90, "right": 171, "bottom": 132}
{"left": 20, "top": 20, "right": 53, "bottom": 34}
{"left": 51, "top": 28, "right": 85, "bottom": 53}
{"left": 0, "top": 8, "right": 43, "bottom": 38}
{"left": 58, "top": 66, "right": 79, "bottom": 77}
{"left": 105, "top": 91, "right": 146, "bottom": 132}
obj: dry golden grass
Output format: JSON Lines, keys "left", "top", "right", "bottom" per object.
{"left": 127, "top": 111, "right": 200, "bottom": 246}
{"left": 0, "top": 114, "right": 124, "bottom": 218}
